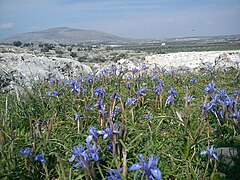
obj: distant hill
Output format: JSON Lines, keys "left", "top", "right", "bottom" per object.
{"left": 2, "top": 27, "right": 240, "bottom": 45}
{"left": 2, "top": 27, "right": 128, "bottom": 45}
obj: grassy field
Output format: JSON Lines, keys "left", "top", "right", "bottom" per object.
{"left": 0, "top": 65, "right": 240, "bottom": 179}
{"left": 112, "top": 41, "right": 240, "bottom": 54}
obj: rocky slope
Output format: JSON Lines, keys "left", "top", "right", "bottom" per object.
{"left": 0, "top": 47, "right": 239, "bottom": 92}
{"left": 0, "top": 52, "right": 92, "bottom": 92}
{"left": 108, "top": 50, "right": 240, "bottom": 72}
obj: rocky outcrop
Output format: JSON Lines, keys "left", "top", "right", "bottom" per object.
{"left": 0, "top": 52, "right": 92, "bottom": 92}
{"left": 144, "top": 51, "right": 240, "bottom": 70}
{"left": 96, "top": 51, "right": 240, "bottom": 76}
{"left": 1, "top": 50, "right": 239, "bottom": 92}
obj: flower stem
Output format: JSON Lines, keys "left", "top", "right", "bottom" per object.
{"left": 203, "top": 159, "right": 209, "bottom": 179}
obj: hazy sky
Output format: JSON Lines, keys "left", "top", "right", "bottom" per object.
{"left": 0, "top": 0, "right": 240, "bottom": 39}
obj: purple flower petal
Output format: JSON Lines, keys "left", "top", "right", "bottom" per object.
{"left": 69, "top": 155, "right": 76, "bottom": 162}
{"left": 151, "top": 168, "right": 162, "bottom": 180}
{"left": 129, "top": 163, "right": 143, "bottom": 171}
{"left": 200, "top": 150, "right": 207, "bottom": 155}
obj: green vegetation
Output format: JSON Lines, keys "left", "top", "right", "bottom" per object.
{"left": 111, "top": 53, "right": 128, "bottom": 62}
{"left": 13, "top": 41, "right": 22, "bottom": 47}
{"left": 70, "top": 52, "right": 77, "bottom": 58}
{"left": 113, "top": 41, "right": 240, "bottom": 54}
{"left": 0, "top": 63, "right": 239, "bottom": 179}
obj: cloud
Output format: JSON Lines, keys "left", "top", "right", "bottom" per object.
{"left": 0, "top": 22, "right": 14, "bottom": 29}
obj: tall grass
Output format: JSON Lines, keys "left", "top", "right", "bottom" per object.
{"left": 0, "top": 65, "right": 239, "bottom": 179}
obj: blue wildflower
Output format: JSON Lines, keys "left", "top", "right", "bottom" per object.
{"left": 128, "top": 75, "right": 133, "bottom": 80}
{"left": 69, "top": 141, "right": 99, "bottom": 170}
{"left": 71, "top": 80, "right": 81, "bottom": 93}
{"left": 47, "top": 90, "right": 60, "bottom": 97}
{"left": 129, "top": 154, "right": 162, "bottom": 180}
{"left": 20, "top": 147, "right": 33, "bottom": 157}
{"left": 75, "top": 112, "right": 83, "bottom": 121}
{"left": 36, "top": 120, "right": 41, "bottom": 127}
{"left": 184, "top": 95, "right": 195, "bottom": 104}
{"left": 233, "top": 90, "right": 239, "bottom": 98}
{"left": 110, "top": 92, "right": 121, "bottom": 100}
{"left": 106, "top": 168, "right": 123, "bottom": 180}
{"left": 46, "top": 91, "right": 52, "bottom": 96}
{"left": 142, "top": 64, "right": 147, "bottom": 70}
{"left": 229, "top": 110, "right": 240, "bottom": 122}
{"left": 222, "top": 95, "right": 236, "bottom": 110}
{"left": 86, "top": 75, "right": 93, "bottom": 83}
{"left": 98, "top": 108, "right": 106, "bottom": 117}
{"left": 161, "top": 67, "right": 167, "bottom": 73}
{"left": 137, "top": 87, "right": 148, "bottom": 96}
{"left": 204, "top": 82, "right": 218, "bottom": 94}
{"left": 200, "top": 102, "right": 215, "bottom": 113}
{"left": 82, "top": 88, "right": 87, "bottom": 94}
{"left": 86, "top": 140, "right": 99, "bottom": 162}
{"left": 94, "top": 99, "right": 105, "bottom": 110}
{"left": 69, "top": 145, "right": 85, "bottom": 163}
{"left": 34, "top": 152, "right": 46, "bottom": 164}
{"left": 111, "top": 65, "right": 117, "bottom": 73}
{"left": 108, "top": 142, "right": 113, "bottom": 152}
{"left": 166, "top": 95, "right": 175, "bottom": 105}
{"left": 216, "top": 109, "right": 225, "bottom": 119}
{"left": 95, "top": 87, "right": 106, "bottom": 97}
{"left": 78, "top": 77, "right": 84, "bottom": 83}
{"left": 153, "top": 85, "right": 163, "bottom": 95}
{"left": 219, "top": 89, "right": 227, "bottom": 100}
{"left": 52, "top": 90, "right": 60, "bottom": 97}
{"left": 101, "top": 69, "right": 110, "bottom": 76}
{"left": 201, "top": 145, "right": 218, "bottom": 160}
{"left": 112, "top": 106, "right": 121, "bottom": 120}
{"left": 87, "top": 106, "right": 93, "bottom": 112}
{"left": 49, "top": 78, "right": 56, "bottom": 84}
{"left": 169, "top": 69, "right": 175, "bottom": 75}
{"left": 126, "top": 97, "right": 137, "bottom": 107}
{"left": 86, "top": 127, "right": 99, "bottom": 143}
{"left": 145, "top": 111, "right": 153, "bottom": 120}
{"left": 137, "top": 75, "right": 142, "bottom": 82}
{"left": 168, "top": 87, "right": 178, "bottom": 98}
{"left": 132, "top": 67, "right": 138, "bottom": 74}
{"left": 150, "top": 72, "right": 158, "bottom": 81}
{"left": 157, "top": 80, "right": 165, "bottom": 87}
{"left": 69, "top": 145, "right": 89, "bottom": 169}
{"left": 190, "top": 77, "right": 198, "bottom": 83}
{"left": 98, "top": 125, "right": 119, "bottom": 140}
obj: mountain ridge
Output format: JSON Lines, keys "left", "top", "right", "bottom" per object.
{"left": 1, "top": 27, "right": 240, "bottom": 45}
{"left": 1, "top": 27, "right": 127, "bottom": 45}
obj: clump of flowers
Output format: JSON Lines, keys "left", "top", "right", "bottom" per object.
{"left": 95, "top": 87, "right": 106, "bottom": 97}
{"left": 19, "top": 147, "right": 33, "bottom": 157}
{"left": 136, "top": 87, "right": 148, "bottom": 96}
{"left": 204, "top": 82, "right": 218, "bottom": 94}
{"left": 69, "top": 142, "right": 99, "bottom": 171}
{"left": 166, "top": 87, "right": 178, "bottom": 105}
{"left": 34, "top": 152, "right": 46, "bottom": 164}
{"left": 129, "top": 154, "right": 162, "bottom": 180}
{"left": 126, "top": 97, "right": 137, "bottom": 108}
{"left": 105, "top": 168, "right": 123, "bottom": 180}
